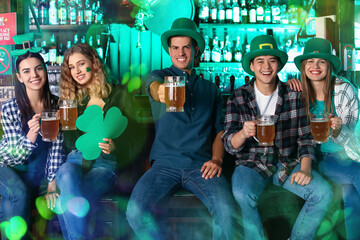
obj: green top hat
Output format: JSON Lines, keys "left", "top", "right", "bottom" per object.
{"left": 242, "top": 35, "right": 288, "bottom": 76}
{"left": 11, "top": 33, "right": 42, "bottom": 57}
{"left": 161, "top": 18, "right": 205, "bottom": 59}
{"left": 294, "top": 38, "right": 341, "bottom": 74}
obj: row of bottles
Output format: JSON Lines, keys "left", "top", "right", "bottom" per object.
{"left": 37, "top": 32, "right": 104, "bottom": 66}
{"left": 198, "top": 0, "right": 316, "bottom": 28}
{"left": 201, "top": 35, "right": 247, "bottom": 63}
{"left": 30, "top": 0, "right": 103, "bottom": 25}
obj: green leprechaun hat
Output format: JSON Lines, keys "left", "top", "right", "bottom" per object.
{"left": 10, "top": 33, "right": 42, "bottom": 57}
{"left": 242, "top": 35, "right": 288, "bottom": 76}
{"left": 161, "top": 18, "right": 205, "bottom": 59}
{"left": 294, "top": 38, "right": 341, "bottom": 74}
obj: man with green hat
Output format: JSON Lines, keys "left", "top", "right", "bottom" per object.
{"left": 222, "top": 35, "right": 332, "bottom": 239}
{"left": 126, "top": 18, "right": 236, "bottom": 239}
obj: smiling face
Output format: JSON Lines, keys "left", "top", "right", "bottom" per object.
{"left": 304, "top": 58, "right": 328, "bottom": 82}
{"left": 168, "top": 36, "right": 199, "bottom": 75}
{"left": 250, "top": 55, "right": 280, "bottom": 87}
{"left": 16, "top": 57, "right": 47, "bottom": 93}
{"left": 68, "top": 52, "right": 94, "bottom": 86}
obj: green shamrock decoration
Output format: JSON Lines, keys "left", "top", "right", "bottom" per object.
{"left": 75, "top": 105, "right": 128, "bottom": 160}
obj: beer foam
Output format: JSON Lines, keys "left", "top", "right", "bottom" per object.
{"left": 311, "top": 119, "right": 328, "bottom": 122}
{"left": 257, "top": 123, "right": 274, "bottom": 126}
{"left": 42, "top": 117, "right": 59, "bottom": 121}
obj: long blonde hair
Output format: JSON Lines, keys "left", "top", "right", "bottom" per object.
{"left": 60, "top": 43, "right": 111, "bottom": 103}
{"left": 300, "top": 59, "right": 335, "bottom": 116}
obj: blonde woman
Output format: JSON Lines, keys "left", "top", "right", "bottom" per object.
{"left": 56, "top": 43, "right": 134, "bottom": 239}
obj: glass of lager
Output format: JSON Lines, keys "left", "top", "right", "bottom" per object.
{"left": 310, "top": 113, "right": 331, "bottom": 144}
{"left": 254, "top": 115, "right": 275, "bottom": 146}
{"left": 41, "top": 110, "right": 60, "bottom": 142}
{"left": 59, "top": 99, "right": 78, "bottom": 130}
{"left": 164, "top": 76, "right": 186, "bottom": 112}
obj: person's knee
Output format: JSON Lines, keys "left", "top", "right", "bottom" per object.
{"left": 56, "top": 163, "right": 78, "bottom": 183}
{"left": 232, "top": 187, "right": 258, "bottom": 208}
{"left": 312, "top": 181, "right": 333, "bottom": 206}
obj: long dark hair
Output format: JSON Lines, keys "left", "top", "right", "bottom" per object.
{"left": 15, "top": 51, "right": 57, "bottom": 131}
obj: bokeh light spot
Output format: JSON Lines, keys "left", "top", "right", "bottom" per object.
{"left": 68, "top": 197, "right": 90, "bottom": 218}
{"left": 3, "top": 216, "right": 27, "bottom": 240}
{"left": 122, "top": 72, "right": 130, "bottom": 85}
{"left": 35, "top": 196, "right": 55, "bottom": 220}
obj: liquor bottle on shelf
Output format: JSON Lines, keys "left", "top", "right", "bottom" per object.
{"left": 38, "top": 0, "right": 49, "bottom": 25}
{"left": 271, "top": 0, "right": 281, "bottom": 24}
{"left": 199, "top": 0, "right": 210, "bottom": 23}
{"left": 288, "top": 0, "right": 299, "bottom": 24}
{"left": 240, "top": 0, "right": 248, "bottom": 24}
{"left": 248, "top": 0, "right": 256, "bottom": 24}
{"left": 234, "top": 36, "right": 242, "bottom": 62}
{"left": 280, "top": 1, "right": 289, "bottom": 24}
{"left": 48, "top": 0, "right": 58, "bottom": 25}
{"left": 84, "top": 0, "right": 93, "bottom": 25}
{"left": 58, "top": 0, "right": 67, "bottom": 25}
{"left": 94, "top": 0, "right": 104, "bottom": 24}
{"left": 211, "top": 37, "right": 221, "bottom": 63}
{"left": 57, "top": 43, "right": 64, "bottom": 65}
{"left": 96, "top": 35, "right": 104, "bottom": 59}
{"left": 74, "top": 33, "right": 79, "bottom": 45}
{"left": 40, "top": 40, "right": 49, "bottom": 64}
{"left": 225, "top": 0, "right": 233, "bottom": 23}
{"left": 232, "top": 0, "right": 240, "bottom": 23}
{"left": 66, "top": 40, "right": 72, "bottom": 51}
{"left": 68, "top": 0, "right": 77, "bottom": 25}
{"left": 209, "top": 0, "right": 218, "bottom": 23}
{"left": 242, "top": 35, "right": 249, "bottom": 55}
{"left": 48, "top": 34, "right": 57, "bottom": 66}
{"left": 201, "top": 35, "right": 211, "bottom": 62}
{"left": 219, "top": 41, "right": 224, "bottom": 62}
{"left": 264, "top": 0, "right": 271, "bottom": 23}
{"left": 218, "top": 0, "right": 226, "bottom": 23}
{"left": 306, "top": 3, "right": 316, "bottom": 35}
{"left": 76, "top": 0, "right": 84, "bottom": 25}
{"left": 30, "top": 0, "right": 39, "bottom": 25}
{"left": 230, "top": 74, "right": 235, "bottom": 93}
{"left": 223, "top": 35, "right": 232, "bottom": 62}
{"left": 256, "top": 0, "right": 264, "bottom": 24}
{"left": 89, "top": 36, "right": 94, "bottom": 47}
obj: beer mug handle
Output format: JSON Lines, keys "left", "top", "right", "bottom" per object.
{"left": 253, "top": 136, "right": 259, "bottom": 143}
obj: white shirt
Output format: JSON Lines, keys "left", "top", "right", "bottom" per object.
{"left": 254, "top": 83, "right": 278, "bottom": 115}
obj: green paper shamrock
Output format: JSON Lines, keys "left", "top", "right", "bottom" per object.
{"left": 75, "top": 105, "right": 128, "bottom": 160}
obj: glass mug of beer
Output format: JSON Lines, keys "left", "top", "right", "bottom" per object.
{"left": 164, "top": 76, "right": 186, "bottom": 112}
{"left": 41, "top": 110, "right": 60, "bottom": 142}
{"left": 254, "top": 115, "right": 275, "bottom": 146}
{"left": 59, "top": 99, "right": 78, "bottom": 130}
{"left": 310, "top": 113, "right": 331, "bottom": 144}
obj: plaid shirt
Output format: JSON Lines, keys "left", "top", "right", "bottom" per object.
{"left": 222, "top": 78, "right": 315, "bottom": 184}
{"left": 0, "top": 98, "right": 64, "bottom": 182}
{"left": 331, "top": 77, "right": 360, "bottom": 161}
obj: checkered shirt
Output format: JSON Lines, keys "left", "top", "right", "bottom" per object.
{"left": 222, "top": 78, "right": 315, "bottom": 184}
{"left": 0, "top": 98, "right": 64, "bottom": 182}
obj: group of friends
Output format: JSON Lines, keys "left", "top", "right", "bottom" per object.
{"left": 0, "top": 17, "right": 360, "bottom": 240}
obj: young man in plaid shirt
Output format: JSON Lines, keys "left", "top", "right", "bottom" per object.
{"left": 222, "top": 35, "right": 332, "bottom": 240}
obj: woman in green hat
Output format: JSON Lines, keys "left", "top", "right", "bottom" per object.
{"left": 0, "top": 34, "right": 64, "bottom": 239}
{"left": 289, "top": 37, "right": 360, "bottom": 239}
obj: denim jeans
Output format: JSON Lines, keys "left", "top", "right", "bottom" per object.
{"left": 232, "top": 164, "right": 332, "bottom": 240}
{"left": 55, "top": 150, "right": 116, "bottom": 240}
{"left": 126, "top": 161, "right": 236, "bottom": 240}
{"left": 0, "top": 167, "right": 38, "bottom": 240}
{"left": 318, "top": 152, "right": 360, "bottom": 240}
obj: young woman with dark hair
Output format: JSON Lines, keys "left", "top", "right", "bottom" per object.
{"left": 0, "top": 51, "right": 64, "bottom": 239}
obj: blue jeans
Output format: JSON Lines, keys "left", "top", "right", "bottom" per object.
{"left": 232, "top": 164, "right": 332, "bottom": 240}
{"left": 126, "top": 161, "right": 236, "bottom": 240}
{"left": 55, "top": 150, "right": 116, "bottom": 240}
{"left": 318, "top": 152, "right": 360, "bottom": 240}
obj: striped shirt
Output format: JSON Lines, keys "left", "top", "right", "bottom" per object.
{"left": 0, "top": 98, "right": 64, "bottom": 182}
{"left": 222, "top": 78, "right": 315, "bottom": 184}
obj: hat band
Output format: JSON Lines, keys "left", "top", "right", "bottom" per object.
{"left": 15, "top": 41, "right": 35, "bottom": 50}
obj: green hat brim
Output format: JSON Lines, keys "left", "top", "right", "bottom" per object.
{"left": 242, "top": 49, "right": 288, "bottom": 76}
{"left": 294, "top": 53, "right": 341, "bottom": 74}
{"left": 161, "top": 29, "right": 205, "bottom": 59}
{"left": 10, "top": 47, "right": 42, "bottom": 57}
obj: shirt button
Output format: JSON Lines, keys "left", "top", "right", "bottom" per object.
{"left": 192, "top": 107, "right": 195, "bottom": 111}
{"left": 191, "top": 93, "right": 193, "bottom": 96}
{"left": 186, "top": 80, "right": 189, "bottom": 83}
